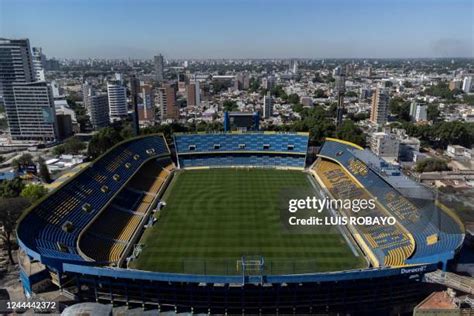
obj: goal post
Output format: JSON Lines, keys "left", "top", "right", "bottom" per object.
{"left": 236, "top": 256, "right": 264, "bottom": 275}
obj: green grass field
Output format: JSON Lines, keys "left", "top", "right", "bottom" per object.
{"left": 131, "top": 168, "right": 366, "bottom": 275}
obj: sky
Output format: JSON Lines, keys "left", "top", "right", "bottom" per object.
{"left": 0, "top": 0, "right": 473, "bottom": 59}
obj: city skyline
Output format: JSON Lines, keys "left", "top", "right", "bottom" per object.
{"left": 1, "top": 0, "right": 473, "bottom": 59}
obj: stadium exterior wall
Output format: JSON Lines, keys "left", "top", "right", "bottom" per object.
{"left": 62, "top": 263, "right": 441, "bottom": 314}
{"left": 61, "top": 262, "right": 437, "bottom": 284}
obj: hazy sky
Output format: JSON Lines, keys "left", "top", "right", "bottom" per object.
{"left": 1, "top": 0, "right": 473, "bottom": 59}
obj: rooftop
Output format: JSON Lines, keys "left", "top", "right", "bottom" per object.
{"left": 416, "top": 291, "right": 458, "bottom": 311}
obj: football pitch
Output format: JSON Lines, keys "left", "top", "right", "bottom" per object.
{"left": 131, "top": 168, "right": 366, "bottom": 275}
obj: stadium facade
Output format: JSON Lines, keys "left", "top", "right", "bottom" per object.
{"left": 16, "top": 133, "right": 464, "bottom": 314}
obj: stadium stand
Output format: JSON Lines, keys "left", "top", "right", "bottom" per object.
{"left": 17, "top": 135, "right": 170, "bottom": 263}
{"left": 174, "top": 132, "right": 308, "bottom": 169}
{"left": 79, "top": 157, "right": 174, "bottom": 264}
{"left": 313, "top": 158, "right": 414, "bottom": 267}
{"left": 317, "top": 138, "right": 464, "bottom": 267}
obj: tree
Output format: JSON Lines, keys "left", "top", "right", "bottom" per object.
{"left": 403, "top": 81, "right": 413, "bottom": 88}
{"left": 289, "top": 105, "right": 337, "bottom": 145}
{"left": 314, "top": 89, "right": 327, "bottom": 98}
{"left": 287, "top": 93, "right": 300, "bottom": 105}
{"left": 336, "top": 120, "right": 366, "bottom": 147}
{"left": 20, "top": 184, "right": 48, "bottom": 202}
{"left": 141, "top": 122, "right": 189, "bottom": 142}
{"left": 211, "top": 79, "right": 232, "bottom": 94}
{"left": 248, "top": 78, "right": 260, "bottom": 92}
{"left": 87, "top": 127, "right": 124, "bottom": 159}
{"left": 427, "top": 104, "right": 440, "bottom": 121}
{"left": 0, "top": 197, "right": 31, "bottom": 264}
{"left": 463, "top": 95, "right": 474, "bottom": 106}
{"left": 53, "top": 137, "right": 86, "bottom": 156}
{"left": 0, "top": 178, "right": 25, "bottom": 198}
{"left": 389, "top": 97, "right": 410, "bottom": 122}
{"left": 271, "top": 85, "right": 288, "bottom": 100}
{"left": 119, "top": 123, "right": 135, "bottom": 140}
{"left": 38, "top": 157, "right": 51, "bottom": 183}
{"left": 11, "top": 153, "right": 34, "bottom": 171}
{"left": 424, "top": 82, "right": 457, "bottom": 100}
{"left": 415, "top": 158, "right": 450, "bottom": 173}
{"left": 345, "top": 91, "right": 358, "bottom": 98}
{"left": 349, "top": 112, "right": 369, "bottom": 122}
{"left": 312, "top": 74, "right": 323, "bottom": 83}
{"left": 292, "top": 103, "right": 304, "bottom": 113}
{"left": 223, "top": 100, "right": 238, "bottom": 112}
{"left": 402, "top": 121, "right": 474, "bottom": 149}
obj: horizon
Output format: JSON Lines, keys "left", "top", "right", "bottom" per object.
{"left": 1, "top": 0, "right": 473, "bottom": 59}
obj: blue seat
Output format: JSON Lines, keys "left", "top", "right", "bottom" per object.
{"left": 319, "top": 139, "right": 464, "bottom": 264}
{"left": 174, "top": 133, "right": 308, "bottom": 169}
{"left": 17, "top": 135, "right": 170, "bottom": 263}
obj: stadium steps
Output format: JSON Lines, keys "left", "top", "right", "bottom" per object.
{"left": 81, "top": 233, "right": 127, "bottom": 263}
{"left": 111, "top": 204, "right": 146, "bottom": 216}
{"left": 87, "top": 231, "right": 128, "bottom": 245}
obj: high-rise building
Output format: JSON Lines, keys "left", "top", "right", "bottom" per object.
{"left": 409, "top": 101, "right": 418, "bottom": 119}
{"left": 158, "top": 83, "right": 178, "bottom": 121}
{"left": 187, "top": 79, "right": 201, "bottom": 107}
{"left": 261, "top": 76, "right": 275, "bottom": 90}
{"left": 107, "top": 81, "right": 128, "bottom": 121}
{"left": 0, "top": 38, "right": 57, "bottom": 141}
{"left": 11, "top": 82, "right": 58, "bottom": 141}
{"left": 138, "top": 84, "right": 155, "bottom": 125}
{"left": 129, "top": 75, "right": 140, "bottom": 135}
{"left": 289, "top": 60, "right": 298, "bottom": 74}
{"left": 370, "top": 87, "right": 389, "bottom": 126}
{"left": 345, "top": 63, "right": 356, "bottom": 77}
{"left": 114, "top": 72, "right": 123, "bottom": 83}
{"left": 87, "top": 94, "right": 109, "bottom": 130}
{"left": 410, "top": 101, "right": 427, "bottom": 122}
{"left": 56, "top": 113, "right": 73, "bottom": 140}
{"left": 449, "top": 79, "right": 463, "bottom": 91}
{"left": 154, "top": 54, "right": 164, "bottom": 83}
{"left": 462, "top": 76, "right": 472, "bottom": 93}
{"left": 82, "top": 82, "right": 94, "bottom": 108}
{"left": 359, "top": 87, "right": 371, "bottom": 100}
{"left": 44, "top": 58, "right": 60, "bottom": 71}
{"left": 415, "top": 105, "right": 427, "bottom": 122}
{"left": 370, "top": 132, "right": 400, "bottom": 160}
{"left": 130, "top": 76, "right": 140, "bottom": 108}
{"left": 194, "top": 79, "right": 201, "bottom": 107}
{"left": 83, "top": 82, "right": 109, "bottom": 130}
{"left": 187, "top": 83, "right": 196, "bottom": 107}
{"left": 263, "top": 93, "right": 273, "bottom": 119}
{"left": 0, "top": 38, "right": 36, "bottom": 96}
{"left": 367, "top": 65, "right": 373, "bottom": 77}
{"left": 32, "top": 47, "right": 46, "bottom": 81}
{"left": 50, "top": 80, "right": 63, "bottom": 98}
{"left": 332, "top": 65, "right": 343, "bottom": 76}
{"left": 140, "top": 84, "right": 155, "bottom": 109}
{"left": 334, "top": 65, "right": 346, "bottom": 127}
{"left": 234, "top": 73, "right": 250, "bottom": 90}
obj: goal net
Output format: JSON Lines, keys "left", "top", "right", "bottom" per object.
{"left": 236, "top": 256, "right": 264, "bottom": 275}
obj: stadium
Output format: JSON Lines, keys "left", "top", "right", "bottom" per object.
{"left": 16, "top": 133, "right": 465, "bottom": 314}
